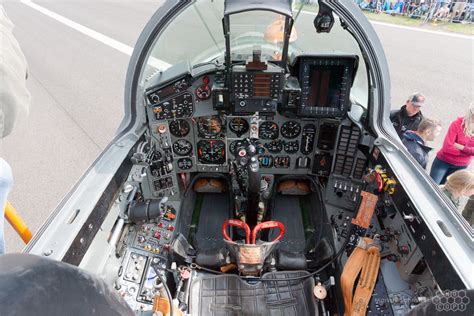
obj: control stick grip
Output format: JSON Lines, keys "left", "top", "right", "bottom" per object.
{"left": 247, "top": 157, "right": 260, "bottom": 195}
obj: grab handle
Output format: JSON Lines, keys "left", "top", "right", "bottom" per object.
{"left": 252, "top": 221, "right": 285, "bottom": 244}
{"left": 222, "top": 219, "right": 251, "bottom": 244}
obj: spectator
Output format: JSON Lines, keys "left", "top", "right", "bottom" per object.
{"left": 434, "top": 3, "right": 450, "bottom": 19}
{"left": 429, "top": 0, "right": 447, "bottom": 19}
{"left": 430, "top": 104, "right": 474, "bottom": 184}
{"left": 402, "top": 118, "right": 442, "bottom": 169}
{"left": 462, "top": 196, "right": 473, "bottom": 226}
{"left": 450, "top": 0, "right": 467, "bottom": 20}
{"left": 0, "top": 5, "right": 31, "bottom": 254}
{"left": 419, "top": 1, "right": 430, "bottom": 15}
{"left": 406, "top": 1, "right": 418, "bottom": 15}
{"left": 440, "top": 170, "right": 474, "bottom": 217}
{"left": 390, "top": 92, "right": 425, "bottom": 138}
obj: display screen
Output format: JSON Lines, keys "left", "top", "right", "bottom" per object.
{"left": 308, "top": 65, "right": 344, "bottom": 108}
{"left": 297, "top": 56, "right": 357, "bottom": 118}
{"left": 156, "top": 86, "right": 176, "bottom": 99}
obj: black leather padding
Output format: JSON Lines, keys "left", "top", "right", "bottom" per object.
{"left": 190, "top": 271, "right": 318, "bottom": 316}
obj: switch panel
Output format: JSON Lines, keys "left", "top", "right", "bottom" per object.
{"left": 325, "top": 175, "right": 362, "bottom": 211}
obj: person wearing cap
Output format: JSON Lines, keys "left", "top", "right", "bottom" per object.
{"left": 390, "top": 92, "right": 425, "bottom": 138}
{"left": 402, "top": 118, "right": 442, "bottom": 169}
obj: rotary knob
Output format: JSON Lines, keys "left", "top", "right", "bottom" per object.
{"left": 313, "top": 283, "right": 327, "bottom": 300}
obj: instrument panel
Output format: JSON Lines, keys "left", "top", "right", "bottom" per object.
{"left": 144, "top": 56, "right": 354, "bottom": 176}
{"left": 151, "top": 92, "right": 194, "bottom": 120}
{"left": 151, "top": 114, "right": 337, "bottom": 175}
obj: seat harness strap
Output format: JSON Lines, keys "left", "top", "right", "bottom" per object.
{"left": 341, "top": 237, "right": 381, "bottom": 316}
{"left": 341, "top": 191, "right": 380, "bottom": 316}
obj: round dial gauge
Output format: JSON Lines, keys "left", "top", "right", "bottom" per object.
{"left": 281, "top": 121, "right": 302, "bottom": 139}
{"left": 229, "top": 118, "right": 249, "bottom": 136}
{"left": 153, "top": 92, "right": 194, "bottom": 120}
{"left": 229, "top": 139, "right": 252, "bottom": 156}
{"left": 284, "top": 140, "right": 299, "bottom": 154}
{"left": 264, "top": 140, "right": 283, "bottom": 153}
{"left": 177, "top": 158, "right": 193, "bottom": 170}
{"left": 169, "top": 119, "right": 190, "bottom": 137}
{"left": 259, "top": 121, "right": 279, "bottom": 139}
{"left": 196, "top": 116, "right": 223, "bottom": 138}
{"left": 172, "top": 139, "right": 193, "bottom": 156}
{"left": 196, "top": 84, "right": 211, "bottom": 100}
{"left": 229, "top": 140, "right": 240, "bottom": 156}
{"left": 197, "top": 140, "right": 226, "bottom": 164}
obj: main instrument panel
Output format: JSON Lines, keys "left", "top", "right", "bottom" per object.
{"left": 150, "top": 115, "right": 340, "bottom": 175}
{"left": 144, "top": 55, "right": 358, "bottom": 178}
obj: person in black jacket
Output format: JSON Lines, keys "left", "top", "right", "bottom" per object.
{"left": 390, "top": 92, "right": 425, "bottom": 138}
{"left": 402, "top": 118, "right": 442, "bottom": 169}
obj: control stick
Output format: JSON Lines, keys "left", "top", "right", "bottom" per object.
{"left": 234, "top": 140, "right": 261, "bottom": 228}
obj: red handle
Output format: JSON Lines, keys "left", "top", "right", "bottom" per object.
{"left": 252, "top": 221, "right": 286, "bottom": 244}
{"left": 222, "top": 219, "right": 251, "bottom": 244}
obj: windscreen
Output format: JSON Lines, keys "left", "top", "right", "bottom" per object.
{"left": 139, "top": 0, "right": 369, "bottom": 107}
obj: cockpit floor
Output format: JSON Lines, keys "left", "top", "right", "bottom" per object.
{"left": 189, "top": 271, "right": 317, "bottom": 316}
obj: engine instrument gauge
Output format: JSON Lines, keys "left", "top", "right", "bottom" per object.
{"left": 169, "top": 119, "right": 190, "bottom": 137}
{"left": 259, "top": 156, "right": 273, "bottom": 168}
{"left": 301, "top": 124, "right": 317, "bottom": 154}
{"left": 229, "top": 139, "right": 252, "bottom": 156}
{"left": 274, "top": 156, "right": 290, "bottom": 168}
{"left": 172, "top": 139, "right": 193, "bottom": 156}
{"left": 283, "top": 140, "right": 299, "bottom": 154}
{"left": 229, "top": 140, "right": 240, "bottom": 156}
{"left": 264, "top": 140, "right": 283, "bottom": 153}
{"left": 153, "top": 92, "right": 194, "bottom": 120}
{"left": 196, "top": 84, "right": 211, "bottom": 100}
{"left": 177, "top": 158, "right": 193, "bottom": 170}
{"left": 281, "top": 121, "right": 302, "bottom": 139}
{"left": 229, "top": 118, "right": 249, "bottom": 136}
{"left": 196, "top": 116, "right": 223, "bottom": 138}
{"left": 258, "top": 121, "right": 279, "bottom": 139}
{"left": 197, "top": 140, "right": 226, "bottom": 164}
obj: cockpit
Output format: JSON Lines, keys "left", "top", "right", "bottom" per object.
{"left": 12, "top": 1, "right": 472, "bottom": 316}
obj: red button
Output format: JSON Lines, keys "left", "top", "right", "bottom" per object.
{"left": 168, "top": 225, "right": 174, "bottom": 232}
{"left": 158, "top": 223, "right": 163, "bottom": 228}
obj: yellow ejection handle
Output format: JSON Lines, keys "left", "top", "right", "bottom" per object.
{"left": 4, "top": 201, "right": 32, "bottom": 244}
